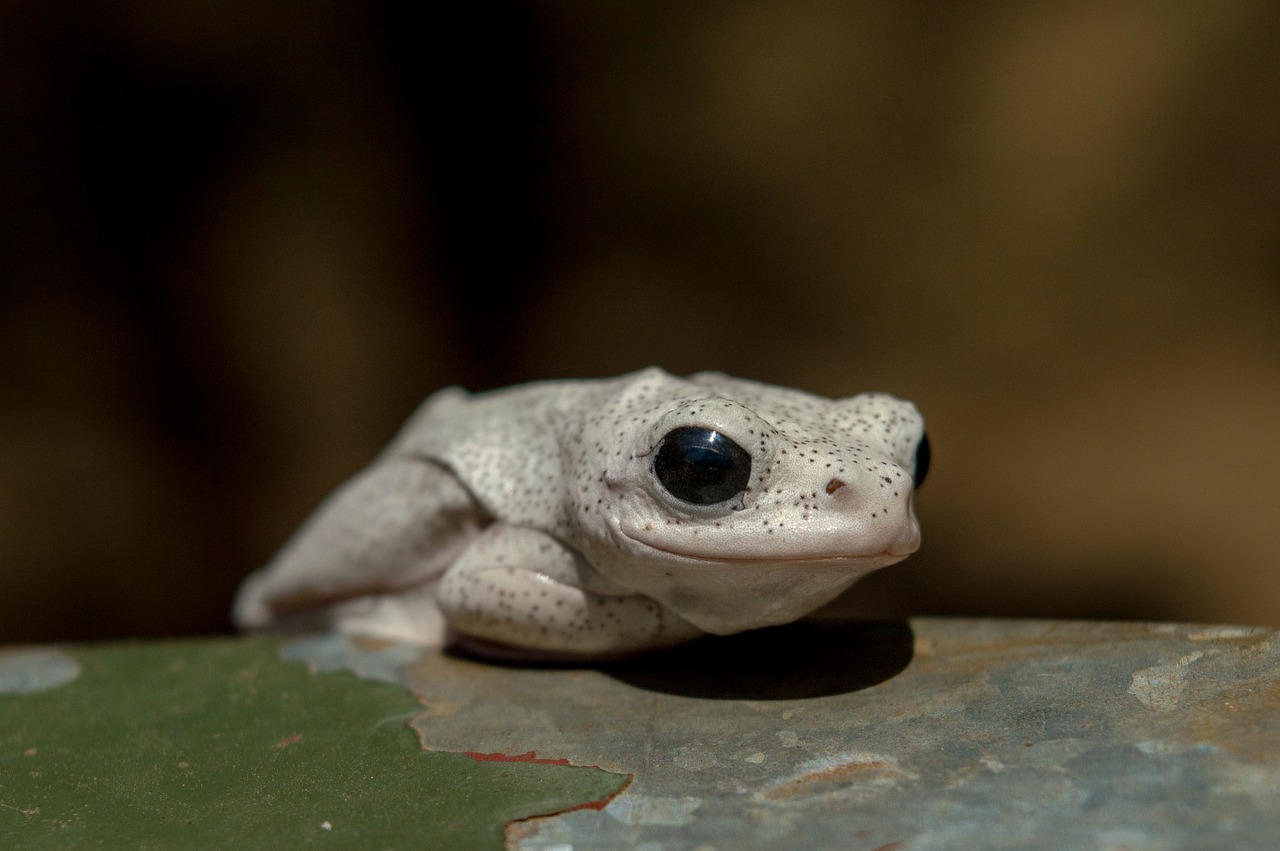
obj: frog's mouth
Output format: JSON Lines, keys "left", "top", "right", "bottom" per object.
{"left": 623, "top": 537, "right": 908, "bottom": 566}
{"left": 608, "top": 473, "right": 922, "bottom": 567}
{"left": 612, "top": 518, "right": 919, "bottom": 567}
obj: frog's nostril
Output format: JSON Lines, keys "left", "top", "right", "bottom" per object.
{"left": 824, "top": 477, "right": 846, "bottom": 495}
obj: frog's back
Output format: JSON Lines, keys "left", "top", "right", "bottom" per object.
{"left": 385, "top": 372, "right": 657, "bottom": 527}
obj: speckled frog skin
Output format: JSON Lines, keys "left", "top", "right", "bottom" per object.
{"left": 233, "top": 368, "right": 928, "bottom": 659}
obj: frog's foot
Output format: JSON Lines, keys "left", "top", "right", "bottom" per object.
{"left": 437, "top": 525, "right": 704, "bottom": 658}
{"left": 325, "top": 581, "right": 448, "bottom": 646}
{"left": 250, "top": 580, "right": 449, "bottom": 647}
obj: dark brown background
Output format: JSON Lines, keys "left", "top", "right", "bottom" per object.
{"left": 2, "top": 2, "right": 1277, "bottom": 643}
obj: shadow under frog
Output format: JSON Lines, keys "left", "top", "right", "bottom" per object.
{"left": 448, "top": 618, "right": 915, "bottom": 701}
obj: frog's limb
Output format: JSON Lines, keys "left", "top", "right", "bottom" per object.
{"left": 298, "top": 580, "right": 448, "bottom": 646}
{"left": 233, "top": 456, "right": 486, "bottom": 641}
{"left": 437, "top": 524, "right": 705, "bottom": 658}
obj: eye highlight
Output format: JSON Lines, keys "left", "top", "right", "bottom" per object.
{"left": 653, "top": 426, "right": 752, "bottom": 505}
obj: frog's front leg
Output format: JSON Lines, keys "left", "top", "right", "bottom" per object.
{"left": 437, "top": 525, "right": 704, "bottom": 659}
{"left": 233, "top": 456, "right": 485, "bottom": 645}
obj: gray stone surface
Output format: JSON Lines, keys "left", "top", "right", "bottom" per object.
{"left": 283, "top": 618, "right": 1280, "bottom": 849}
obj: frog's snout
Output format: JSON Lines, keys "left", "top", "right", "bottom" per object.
{"left": 886, "top": 520, "right": 921, "bottom": 558}
{"left": 820, "top": 473, "right": 921, "bottom": 559}
{"left": 885, "top": 493, "right": 922, "bottom": 558}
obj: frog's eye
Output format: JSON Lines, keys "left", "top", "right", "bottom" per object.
{"left": 653, "top": 426, "right": 752, "bottom": 505}
{"left": 912, "top": 432, "right": 931, "bottom": 488}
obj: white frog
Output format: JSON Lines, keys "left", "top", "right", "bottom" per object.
{"left": 233, "top": 368, "right": 928, "bottom": 659}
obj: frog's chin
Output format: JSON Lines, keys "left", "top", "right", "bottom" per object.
{"left": 609, "top": 539, "right": 897, "bottom": 634}
{"left": 596, "top": 522, "right": 916, "bottom": 634}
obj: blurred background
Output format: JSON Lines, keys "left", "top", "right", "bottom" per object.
{"left": 1, "top": 1, "right": 1276, "bottom": 643}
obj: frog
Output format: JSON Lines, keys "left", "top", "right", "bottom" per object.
{"left": 232, "top": 367, "right": 929, "bottom": 659}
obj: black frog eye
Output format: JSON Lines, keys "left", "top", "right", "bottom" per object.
{"left": 653, "top": 426, "right": 752, "bottom": 505}
{"left": 913, "top": 431, "right": 931, "bottom": 488}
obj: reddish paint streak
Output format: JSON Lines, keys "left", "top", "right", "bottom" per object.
{"left": 505, "top": 771, "right": 634, "bottom": 847}
{"left": 571, "top": 773, "right": 632, "bottom": 812}
{"left": 274, "top": 734, "right": 303, "bottom": 749}
{"left": 871, "top": 842, "right": 904, "bottom": 851}
{"left": 463, "top": 750, "right": 571, "bottom": 766}
{"left": 463, "top": 749, "right": 635, "bottom": 840}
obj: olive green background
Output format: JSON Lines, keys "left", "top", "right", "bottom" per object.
{"left": 1, "top": 2, "right": 1277, "bottom": 642}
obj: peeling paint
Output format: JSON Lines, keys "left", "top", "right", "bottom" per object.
{"left": 506, "top": 772, "right": 635, "bottom": 846}
{"left": 980, "top": 755, "right": 1006, "bottom": 773}
{"left": 605, "top": 793, "right": 701, "bottom": 826}
{"left": 1, "top": 638, "right": 628, "bottom": 849}
{"left": 1135, "top": 740, "right": 1220, "bottom": 757}
{"left": 466, "top": 750, "right": 572, "bottom": 766}
{"left": 279, "top": 633, "right": 422, "bottom": 683}
{"left": 1129, "top": 651, "right": 1204, "bottom": 711}
{"left": 1188, "top": 626, "right": 1258, "bottom": 641}
{"left": 0, "top": 649, "right": 80, "bottom": 695}
{"left": 279, "top": 619, "right": 1280, "bottom": 849}
{"left": 760, "top": 752, "right": 916, "bottom": 802}
{"left": 775, "top": 729, "right": 802, "bottom": 748}
{"left": 418, "top": 699, "right": 463, "bottom": 717}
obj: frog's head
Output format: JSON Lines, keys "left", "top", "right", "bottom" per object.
{"left": 571, "top": 369, "right": 928, "bottom": 635}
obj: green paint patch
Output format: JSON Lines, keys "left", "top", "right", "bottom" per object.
{"left": 0, "top": 638, "right": 626, "bottom": 849}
